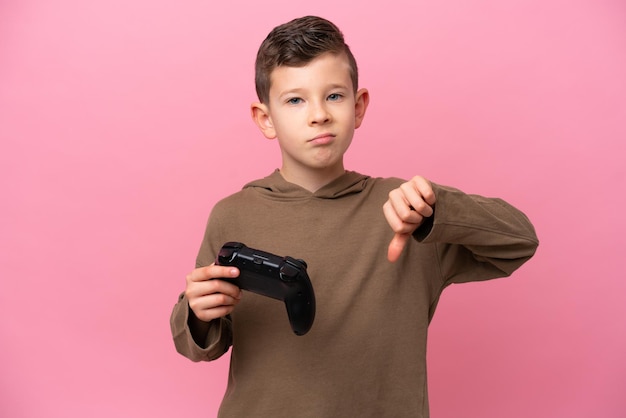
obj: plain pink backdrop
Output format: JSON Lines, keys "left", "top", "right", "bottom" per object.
{"left": 1, "top": 0, "right": 625, "bottom": 417}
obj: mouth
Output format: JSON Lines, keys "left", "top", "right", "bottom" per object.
{"left": 309, "top": 133, "right": 336, "bottom": 145}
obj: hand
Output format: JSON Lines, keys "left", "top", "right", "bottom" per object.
{"left": 185, "top": 264, "right": 242, "bottom": 323}
{"left": 383, "top": 176, "right": 436, "bottom": 262}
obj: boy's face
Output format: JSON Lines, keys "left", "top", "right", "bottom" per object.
{"left": 252, "top": 52, "right": 368, "bottom": 184}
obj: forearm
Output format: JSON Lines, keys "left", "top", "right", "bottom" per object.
{"left": 418, "top": 183, "right": 539, "bottom": 282}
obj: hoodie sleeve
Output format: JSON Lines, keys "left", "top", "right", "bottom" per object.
{"left": 169, "top": 200, "right": 233, "bottom": 362}
{"left": 170, "top": 293, "right": 232, "bottom": 362}
{"left": 414, "top": 183, "right": 539, "bottom": 285}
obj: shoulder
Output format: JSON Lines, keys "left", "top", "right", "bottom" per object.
{"left": 210, "top": 187, "right": 256, "bottom": 217}
{"left": 363, "top": 175, "right": 406, "bottom": 195}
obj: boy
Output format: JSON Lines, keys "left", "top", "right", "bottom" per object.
{"left": 170, "top": 16, "right": 538, "bottom": 417}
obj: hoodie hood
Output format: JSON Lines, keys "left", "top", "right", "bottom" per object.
{"left": 243, "top": 169, "right": 371, "bottom": 200}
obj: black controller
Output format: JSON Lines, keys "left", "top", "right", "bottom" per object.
{"left": 215, "top": 242, "right": 316, "bottom": 336}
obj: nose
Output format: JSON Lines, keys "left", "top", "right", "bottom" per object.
{"left": 308, "top": 100, "right": 331, "bottom": 125}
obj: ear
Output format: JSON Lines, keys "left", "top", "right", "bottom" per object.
{"left": 251, "top": 102, "right": 277, "bottom": 139}
{"left": 354, "top": 88, "right": 370, "bottom": 129}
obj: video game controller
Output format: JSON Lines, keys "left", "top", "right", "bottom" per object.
{"left": 215, "top": 242, "right": 316, "bottom": 336}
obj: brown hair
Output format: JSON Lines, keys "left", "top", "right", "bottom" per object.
{"left": 254, "top": 16, "right": 359, "bottom": 103}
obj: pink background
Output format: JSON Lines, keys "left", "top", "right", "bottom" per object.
{"left": 1, "top": 0, "right": 625, "bottom": 417}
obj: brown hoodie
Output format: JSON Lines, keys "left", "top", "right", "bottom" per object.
{"left": 170, "top": 170, "right": 538, "bottom": 418}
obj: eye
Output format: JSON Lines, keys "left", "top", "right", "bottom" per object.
{"left": 287, "top": 97, "right": 302, "bottom": 105}
{"left": 327, "top": 93, "right": 343, "bottom": 101}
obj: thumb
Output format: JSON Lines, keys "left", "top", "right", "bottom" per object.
{"left": 387, "top": 233, "right": 410, "bottom": 263}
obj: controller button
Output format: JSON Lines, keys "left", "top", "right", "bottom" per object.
{"left": 217, "top": 248, "right": 236, "bottom": 264}
{"left": 280, "top": 263, "right": 299, "bottom": 282}
{"left": 286, "top": 256, "right": 307, "bottom": 269}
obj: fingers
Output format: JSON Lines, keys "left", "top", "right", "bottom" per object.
{"left": 384, "top": 176, "right": 436, "bottom": 263}
{"left": 185, "top": 264, "right": 242, "bottom": 322}
{"left": 387, "top": 233, "right": 410, "bottom": 263}
{"left": 398, "top": 176, "right": 435, "bottom": 217}
{"left": 383, "top": 198, "right": 419, "bottom": 236}
{"left": 384, "top": 177, "right": 435, "bottom": 234}
{"left": 188, "top": 289, "right": 241, "bottom": 321}
{"left": 383, "top": 199, "right": 419, "bottom": 263}
{"left": 187, "top": 264, "right": 240, "bottom": 284}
